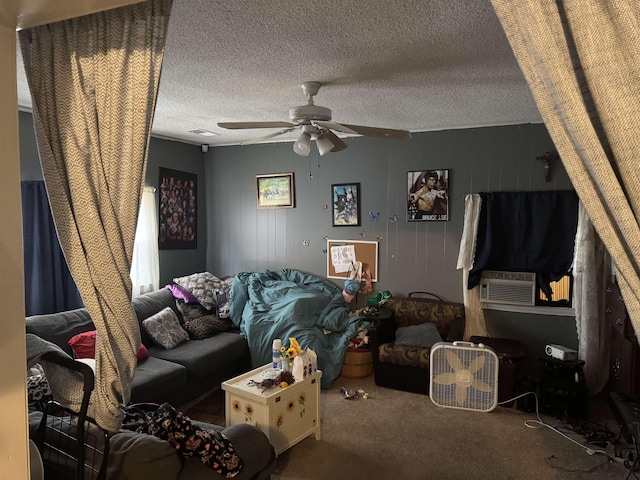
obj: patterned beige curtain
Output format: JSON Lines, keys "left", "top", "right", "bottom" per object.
{"left": 491, "top": 2, "right": 640, "bottom": 348}
{"left": 19, "top": 0, "right": 172, "bottom": 431}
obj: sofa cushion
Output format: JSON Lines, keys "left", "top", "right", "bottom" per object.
{"left": 378, "top": 342, "right": 430, "bottom": 368}
{"left": 107, "top": 430, "right": 183, "bottom": 480}
{"left": 395, "top": 323, "right": 442, "bottom": 349}
{"left": 183, "top": 423, "right": 276, "bottom": 480}
{"left": 142, "top": 307, "right": 189, "bottom": 350}
{"left": 26, "top": 308, "right": 95, "bottom": 357}
{"left": 136, "top": 402, "right": 242, "bottom": 478}
{"left": 130, "top": 356, "right": 189, "bottom": 403}
{"left": 148, "top": 332, "right": 248, "bottom": 380}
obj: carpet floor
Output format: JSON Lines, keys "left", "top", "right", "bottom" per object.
{"left": 185, "top": 375, "right": 634, "bottom": 480}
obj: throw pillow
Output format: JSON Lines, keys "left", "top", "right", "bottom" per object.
{"left": 172, "top": 272, "right": 226, "bottom": 310}
{"left": 165, "top": 283, "right": 199, "bottom": 304}
{"left": 68, "top": 330, "right": 149, "bottom": 360}
{"left": 27, "top": 364, "right": 53, "bottom": 411}
{"left": 175, "top": 299, "right": 210, "bottom": 321}
{"left": 175, "top": 299, "right": 230, "bottom": 339}
{"left": 137, "top": 343, "right": 150, "bottom": 360}
{"left": 142, "top": 307, "right": 189, "bottom": 349}
{"left": 214, "top": 288, "right": 231, "bottom": 319}
{"left": 183, "top": 315, "right": 231, "bottom": 340}
{"left": 68, "top": 330, "right": 97, "bottom": 359}
{"left": 395, "top": 323, "right": 442, "bottom": 349}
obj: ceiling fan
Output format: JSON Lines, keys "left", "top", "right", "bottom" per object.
{"left": 217, "top": 81, "right": 411, "bottom": 156}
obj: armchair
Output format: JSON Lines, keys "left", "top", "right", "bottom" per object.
{"left": 368, "top": 292, "right": 465, "bottom": 394}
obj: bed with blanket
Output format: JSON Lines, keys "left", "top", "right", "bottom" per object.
{"left": 229, "top": 269, "right": 360, "bottom": 389}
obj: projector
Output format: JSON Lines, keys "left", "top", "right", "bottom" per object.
{"left": 545, "top": 344, "right": 578, "bottom": 361}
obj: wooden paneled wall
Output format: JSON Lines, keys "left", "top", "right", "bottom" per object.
{"left": 206, "top": 123, "right": 573, "bottom": 304}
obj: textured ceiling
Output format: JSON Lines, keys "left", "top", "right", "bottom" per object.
{"left": 15, "top": 0, "right": 543, "bottom": 148}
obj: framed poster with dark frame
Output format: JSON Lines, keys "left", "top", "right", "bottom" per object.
{"left": 256, "top": 172, "right": 295, "bottom": 209}
{"left": 407, "top": 169, "right": 449, "bottom": 221}
{"left": 332, "top": 183, "right": 361, "bottom": 226}
{"left": 158, "top": 167, "right": 197, "bottom": 249}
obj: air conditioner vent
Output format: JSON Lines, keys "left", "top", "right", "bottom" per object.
{"left": 480, "top": 271, "right": 536, "bottom": 306}
{"left": 481, "top": 271, "right": 535, "bottom": 282}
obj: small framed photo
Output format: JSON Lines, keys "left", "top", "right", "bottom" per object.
{"left": 407, "top": 169, "right": 449, "bottom": 221}
{"left": 332, "top": 183, "right": 361, "bottom": 226}
{"left": 256, "top": 172, "right": 295, "bottom": 209}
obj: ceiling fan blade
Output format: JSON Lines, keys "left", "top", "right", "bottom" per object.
{"left": 218, "top": 121, "right": 295, "bottom": 130}
{"left": 339, "top": 123, "right": 411, "bottom": 140}
{"left": 313, "top": 120, "right": 358, "bottom": 135}
{"left": 321, "top": 130, "right": 348, "bottom": 152}
{"left": 240, "top": 127, "right": 297, "bottom": 145}
{"left": 314, "top": 120, "right": 410, "bottom": 140}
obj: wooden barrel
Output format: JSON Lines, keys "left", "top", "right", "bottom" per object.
{"left": 341, "top": 349, "right": 373, "bottom": 378}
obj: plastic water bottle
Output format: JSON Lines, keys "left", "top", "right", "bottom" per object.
{"left": 272, "top": 339, "right": 282, "bottom": 369}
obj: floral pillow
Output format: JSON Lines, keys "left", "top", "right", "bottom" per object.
{"left": 172, "top": 272, "right": 226, "bottom": 311}
{"left": 142, "top": 307, "right": 189, "bottom": 349}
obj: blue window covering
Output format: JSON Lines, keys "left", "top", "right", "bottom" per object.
{"left": 468, "top": 190, "right": 579, "bottom": 298}
{"left": 22, "top": 181, "right": 83, "bottom": 315}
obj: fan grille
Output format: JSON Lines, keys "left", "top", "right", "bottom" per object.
{"left": 430, "top": 342, "right": 499, "bottom": 412}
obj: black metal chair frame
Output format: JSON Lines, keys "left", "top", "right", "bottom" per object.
{"left": 33, "top": 351, "right": 110, "bottom": 480}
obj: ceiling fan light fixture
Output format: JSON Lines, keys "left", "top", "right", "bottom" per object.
{"left": 316, "top": 132, "right": 336, "bottom": 156}
{"left": 293, "top": 132, "right": 311, "bottom": 156}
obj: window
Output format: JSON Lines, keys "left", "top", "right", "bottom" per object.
{"left": 130, "top": 187, "right": 159, "bottom": 297}
{"left": 536, "top": 272, "right": 573, "bottom": 308}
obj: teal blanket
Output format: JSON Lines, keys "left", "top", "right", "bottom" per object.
{"left": 229, "top": 269, "right": 359, "bottom": 389}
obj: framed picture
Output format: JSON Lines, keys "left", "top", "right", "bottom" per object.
{"left": 407, "top": 169, "right": 449, "bottom": 221}
{"left": 332, "top": 183, "right": 361, "bottom": 226}
{"left": 256, "top": 172, "right": 295, "bottom": 209}
{"left": 158, "top": 167, "right": 197, "bottom": 249}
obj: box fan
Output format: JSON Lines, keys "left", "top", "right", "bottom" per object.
{"left": 430, "top": 341, "right": 499, "bottom": 412}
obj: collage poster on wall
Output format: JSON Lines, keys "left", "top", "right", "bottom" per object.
{"left": 407, "top": 169, "right": 449, "bottom": 221}
{"left": 158, "top": 167, "right": 197, "bottom": 249}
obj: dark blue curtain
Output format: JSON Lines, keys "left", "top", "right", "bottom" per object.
{"left": 22, "top": 181, "right": 83, "bottom": 315}
{"left": 468, "top": 190, "right": 579, "bottom": 298}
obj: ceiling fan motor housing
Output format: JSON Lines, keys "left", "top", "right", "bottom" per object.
{"left": 289, "top": 105, "right": 332, "bottom": 123}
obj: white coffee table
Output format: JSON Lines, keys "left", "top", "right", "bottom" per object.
{"left": 222, "top": 364, "right": 322, "bottom": 455}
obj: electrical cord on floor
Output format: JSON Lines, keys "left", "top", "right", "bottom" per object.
{"left": 498, "top": 391, "right": 625, "bottom": 468}
{"left": 558, "top": 418, "right": 617, "bottom": 448}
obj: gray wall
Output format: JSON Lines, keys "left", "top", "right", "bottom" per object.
{"left": 19, "top": 110, "right": 578, "bottom": 378}
{"left": 205, "top": 123, "right": 577, "bottom": 377}
{"left": 18, "top": 110, "right": 206, "bottom": 287}
{"left": 205, "top": 123, "right": 574, "bottom": 297}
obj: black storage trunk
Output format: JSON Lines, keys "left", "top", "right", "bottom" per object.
{"left": 538, "top": 357, "right": 588, "bottom": 419}
{"left": 470, "top": 336, "right": 526, "bottom": 407}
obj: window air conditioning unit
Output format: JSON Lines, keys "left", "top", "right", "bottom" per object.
{"left": 479, "top": 271, "right": 536, "bottom": 306}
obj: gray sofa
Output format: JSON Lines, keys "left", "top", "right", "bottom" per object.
{"left": 26, "top": 287, "right": 251, "bottom": 406}
{"left": 27, "top": 288, "right": 277, "bottom": 479}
